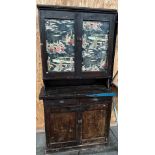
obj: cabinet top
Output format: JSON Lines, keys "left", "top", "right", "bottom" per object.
{"left": 37, "top": 5, "right": 118, "bottom": 14}
{"left": 39, "top": 85, "right": 113, "bottom": 100}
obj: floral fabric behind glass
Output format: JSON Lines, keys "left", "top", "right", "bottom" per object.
{"left": 82, "top": 21, "right": 109, "bottom": 72}
{"left": 45, "top": 19, "right": 75, "bottom": 72}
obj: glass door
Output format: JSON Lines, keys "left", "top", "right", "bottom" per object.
{"left": 39, "top": 10, "right": 77, "bottom": 79}
{"left": 45, "top": 19, "right": 75, "bottom": 72}
{"left": 80, "top": 13, "right": 116, "bottom": 78}
{"left": 82, "top": 21, "right": 109, "bottom": 72}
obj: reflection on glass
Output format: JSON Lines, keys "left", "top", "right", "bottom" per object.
{"left": 82, "top": 21, "right": 109, "bottom": 72}
{"left": 45, "top": 19, "right": 75, "bottom": 72}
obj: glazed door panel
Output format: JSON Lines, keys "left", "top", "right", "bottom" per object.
{"left": 82, "top": 21, "right": 109, "bottom": 72}
{"left": 80, "top": 13, "right": 116, "bottom": 78}
{"left": 45, "top": 19, "right": 75, "bottom": 73}
{"left": 39, "top": 10, "right": 78, "bottom": 79}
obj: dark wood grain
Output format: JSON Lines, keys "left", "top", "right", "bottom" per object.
{"left": 82, "top": 110, "right": 106, "bottom": 139}
{"left": 50, "top": 112, "right": 76, "bottom": 142}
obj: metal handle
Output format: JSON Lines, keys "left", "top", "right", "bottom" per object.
{"left": 70, "top": 106, "right": 81, "bottom": 111}
{"left": 92, "top": 98, "right": 99, "bottom": 102}
{"left": 59, "top": 100, "right": 64, "bottom": 104}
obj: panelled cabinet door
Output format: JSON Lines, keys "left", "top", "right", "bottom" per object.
{"left": 79, "top": 98, "right": 111, "bottom": 144}
{"left": 44, "top": 100, "right": 80, "bottom": 149}
{"left": 82, "top": 109, "right": 106, "bottom": 140}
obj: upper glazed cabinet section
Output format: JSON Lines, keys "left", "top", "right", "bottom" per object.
{"left": 38, "top": 6, "right": 117, "bottom": 79}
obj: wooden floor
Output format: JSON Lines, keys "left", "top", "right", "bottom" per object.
{"left": 36, "top": 126, "right": 118, "bottom": 155}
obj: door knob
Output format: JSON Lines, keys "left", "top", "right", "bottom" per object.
{"left": 59, "top": 100, "right": 64, "bottom": 104}
{"left": 78, "top": 119, "right": 82, "bottom": 124}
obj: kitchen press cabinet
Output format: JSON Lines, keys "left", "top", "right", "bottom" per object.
{"left": 38, "top": 5, "right": 117, "bottom": 153}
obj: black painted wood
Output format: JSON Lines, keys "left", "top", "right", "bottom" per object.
{"left": 38, "top": 5, "right": 117, "bottom": 153}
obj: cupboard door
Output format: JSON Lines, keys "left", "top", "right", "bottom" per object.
{"left": 80, "top": 13, "right": 116, "bottom": 78}
{"left": 44, "top": 103, "right": 79, "bottom": 149}
{"left": 39, "top": 10, "right": 78, "bottom": 79}
{"left": 80, "top": 98, "right": 112, "bottom": 144}
{"left": 45, "top": 19, "right": 75, "bottom": 73}
{"left": 82, "top": 21, "right": 109, "bottom": 72}
{"left": 82, "top": 109, "right": 106, "bottom": 140}
{"left": 50, "top": 112, "right": 76, "bottom": 143}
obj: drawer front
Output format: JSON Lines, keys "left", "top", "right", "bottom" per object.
{"left": 80, "top": 98, "right": 111, "bottom": 110}
{"left": 80, "top": 97, "right": 111, "bottom": 103}
{"left": 45, "top": 99, "right": 78, "bottom": 107}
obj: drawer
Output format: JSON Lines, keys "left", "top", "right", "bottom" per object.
{"left": 80, "top": 98, "right": 111, "bottom": 108}
{"left": 45, "top": 99, "right": 78, "bottom": 107}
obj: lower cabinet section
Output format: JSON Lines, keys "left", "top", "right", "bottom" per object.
{"left": 44, "top": 97, "right": 112, "bottom": 152}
